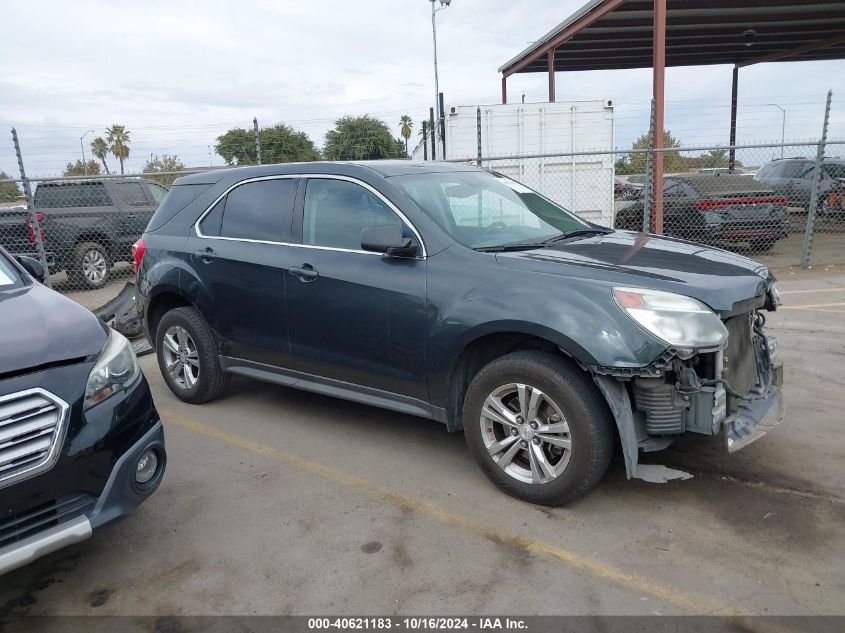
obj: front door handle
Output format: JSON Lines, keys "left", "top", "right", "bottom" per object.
{"left": 194, "top": 247, "right": 217, "bottom": 263}
{"left": 290, "top": 264, "right": 318, "bottom": 282}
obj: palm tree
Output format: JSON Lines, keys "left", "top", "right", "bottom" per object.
{"left": 399, "top": 115, "right": 413, "bottom": 155}
{"left": 106, "top": 124, "right": 131, "bottom": 174}
{"left": 703, "top": 148, "right": 728, "bottom": 168}
{"left": 90, "top": 137, "right": 111, "bottom": 174}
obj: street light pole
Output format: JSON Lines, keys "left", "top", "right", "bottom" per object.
{"left": 766, "top": 104, "right": 786, "bottom": 159}
{"left": 430, "top": 0, "right": 450, "bottom": 159}
{"left": 80, "top": 129, "right": 96, "bottom": 176}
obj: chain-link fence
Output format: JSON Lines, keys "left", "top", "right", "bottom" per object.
{"left": 2, "top": 94, "right": 843, "bottom": 312}
{"left": 481, "top": 140, "right": 845, "bottom": 269}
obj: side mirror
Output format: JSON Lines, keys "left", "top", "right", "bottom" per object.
{"left": 361, "top": 224, "right": 418, "bottom": 257}
{"left": 16, "top": 256, "right": 45, "bottom": 283}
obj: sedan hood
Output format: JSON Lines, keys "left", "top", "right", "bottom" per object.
{"left": 0, "top": 283, "right": 107, "bottom": 375}
{"left": 495, "top": 231, "right": 772, "bottom": 313}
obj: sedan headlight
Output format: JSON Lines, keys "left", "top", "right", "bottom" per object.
{"left": 84, "top": 330, "right": 140, "bottom": 410}
{"left": 613, "top": 287, "right": 728, "bottom": 351}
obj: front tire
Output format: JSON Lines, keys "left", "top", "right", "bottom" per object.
{"left": 463, "top": 351, "right": 614, "bottom": 506}
{"left": 155, "top": 306, "right": 229, "bottom": 403}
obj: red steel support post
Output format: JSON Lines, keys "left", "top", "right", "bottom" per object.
{"left": 548, "top": 50, "right": 556, "bottom": 102}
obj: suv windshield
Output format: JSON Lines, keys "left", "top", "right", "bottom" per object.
{"left": 393, "top": 170, "right": 588, "bottom": 249}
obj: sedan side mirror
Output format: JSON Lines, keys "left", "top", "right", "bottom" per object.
{"left": 16, "top": 255, "right": 45, "bottom": 283}
{"left": 361, "top": 224, "right": 418, "bottom": 257}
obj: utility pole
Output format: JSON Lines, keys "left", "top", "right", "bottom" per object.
{"left": 253, "top": 117, "right": 262, "bottom": 165}
{"left": 430, "top": 0, "right": 451, "bottom": 159}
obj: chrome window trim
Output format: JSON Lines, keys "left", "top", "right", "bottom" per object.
{"left": 0, "top": 387, "right": 70, "bottom": 490}
{"left": 193, "top": 173, "right": 427, "bottom": 258}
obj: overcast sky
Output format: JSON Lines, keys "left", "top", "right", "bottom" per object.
{"left": 1, "top": 0, "right": 842, "bottom": 177}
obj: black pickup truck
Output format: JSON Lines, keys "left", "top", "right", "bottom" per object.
{"left": 0, "top": 178, "right": 167, "bottom": 289}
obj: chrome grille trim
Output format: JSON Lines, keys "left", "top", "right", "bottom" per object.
{"left": 0, "top": 388, "right": 69, "bottom": 489}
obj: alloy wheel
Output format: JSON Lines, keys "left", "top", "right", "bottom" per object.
{"left": 161, "top": 325, "right": 200, "bottom": 390}
{"left": 82, "top": 249, "right": 107, "bottom": 284}
{"left": 480, "top": 383, "right": 573, "bottom": 484}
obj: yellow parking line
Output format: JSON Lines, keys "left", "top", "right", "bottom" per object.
{"left": 779, "top": 288, "right": 845, "bottom": 295}
{"left": 162, "top": 409, "right": 731, "bottom": 616}
{"left": 781, "top": 302, "right": 845, "bottom": 310}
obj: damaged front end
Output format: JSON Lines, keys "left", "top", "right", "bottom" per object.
{"left": 592, "top": 283, "right": 784, "bottom": 481}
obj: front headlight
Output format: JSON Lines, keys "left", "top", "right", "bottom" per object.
{"left": 613, "top": 287, "right": 728, "bottom": 351}
{"left": 84, "top": 330, "right": 140, "bottom": 410}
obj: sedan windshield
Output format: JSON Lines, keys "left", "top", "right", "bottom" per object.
{"left": 392, "top": 170, "right": 589, "bottom": 249}
{"left": 0, "top": 253, "right": 21, "bottom": 287}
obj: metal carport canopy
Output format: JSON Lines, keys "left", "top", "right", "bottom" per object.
{"left": 497, "top": 0, "right": 845, "bottom": 234}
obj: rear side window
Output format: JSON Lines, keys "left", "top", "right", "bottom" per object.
{"left": 200, "top": 200, "right": 224, "bottom": 236}
{"left": 34, "top": 183, "right": 110, "bottom": 208}
{"left": 219, "top": 178, "right": 296, "bottom": 242}
{"left": 147, "top": 183, "right": 168, "bottom": 204}
{"left": 147, "top": 183, "right": 212, "bottom": 232}
{"left": 113, "top": 182, "right": 149, "bottom": 207}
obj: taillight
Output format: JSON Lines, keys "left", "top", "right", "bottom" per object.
{"left": 26, "top": 212, "right": 46, "bottom": 244}
{"left": 131, "top": 238, "right": 146, "bottom": 273}
{"left": 695, "top": 196, "right": 788, "bottom": 212}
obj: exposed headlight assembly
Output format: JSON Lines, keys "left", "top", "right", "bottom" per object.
{"left": 84, "top": 330, "right": 140, "bottom": 410}
{"left": 613, "top": 287, "right": 728, "bottom": 352}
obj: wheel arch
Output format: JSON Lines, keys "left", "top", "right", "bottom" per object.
{"left": 146, "top": 290, "right": 193, "bottom": 343}
{"left": 441, "top": 324, "right": 596, "bottom": 433}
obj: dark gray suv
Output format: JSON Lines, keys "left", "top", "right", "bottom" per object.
{"left": 134, "top": 161, "right": 784, "bottom": 505}
{"left": 754, "top": 157, "right": 845, "bottom": 215}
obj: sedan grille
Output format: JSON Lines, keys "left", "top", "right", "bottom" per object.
{"left": 723, "top": 313, "right": 759, "bottom": 396}
{"left": 0, "top": 388, "right": 69, "bottom": 489}
{"left": 0, "top": 493, "right": 95, "bottom": 549}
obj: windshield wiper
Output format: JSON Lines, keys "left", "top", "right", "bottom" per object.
{"left": 542, "top": 228, "right": 613, "bottom": 244}
{"left": 474, "top": 241, "right": 546, "bottom": 252}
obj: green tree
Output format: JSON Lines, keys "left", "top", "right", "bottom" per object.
{"left": 215, "top": 124, "right": 319, "bottom": 166}
{"left": 63, "top": 159, "right": 101, "bottom": 176}
{"left": 0, "top": 171, "right": 22, "bottom": 202}
{"left": 323, "top": 115, "right": 406, "bottom": 161}
{"left": 90, "top": 137, "right": 111, "bottom": 174}
{"left": 399, "top": 115, "right": 413, "bottom": 155}
{"left": 627, "top": 130, "right": 686, "bottom": 174}
{"left": 106, "top": 124, "right": 131, "bottom": 174}
{"left": 143, "top": 154, "right": 186, "bottom": 187}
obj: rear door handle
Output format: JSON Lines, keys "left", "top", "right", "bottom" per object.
{"left": 194, "top": 247, "right": 216, "bottom": 263}
{"left": 290, "top": 264, "right": 318, "bottom": 282}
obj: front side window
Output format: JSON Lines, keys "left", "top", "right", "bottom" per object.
{"left": 114, "top": 182, "right": 149, "bottom": 207}
{"left": 393, "top": 170, "right": 587, "bottom": 249}
{"left": 302, "top": 178, "right": 404, "bottom": 250}
{"left": 220, "top": 178, "right": 296, "bottom": 242}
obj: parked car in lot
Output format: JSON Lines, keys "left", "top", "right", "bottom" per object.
{"left": 614, "top": 174, "right": 791, "bottom": 252}
{"left": 0, "top": 178, "right": 168, "bottom": 290}
{"left": 135, "top": 161, "right": 782, "bottom": 506}
{"left": 754, "top": 157, "right": 845, "bottom": 214}
{"left": 0, "top": 245, "right": 165, "bottom": 575}
{"left": 614, "top": 178, "right": 642, "bottom": 200}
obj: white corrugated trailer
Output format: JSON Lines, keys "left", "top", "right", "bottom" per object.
{"left": 414, "top": 100, "right": 615, "bottom": 225}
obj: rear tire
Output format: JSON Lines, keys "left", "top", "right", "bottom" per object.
{"left": 155, "top": 306, "right": 229, "bottom": 403}
{"left": 463, "top": 351, "right": 614, "bottom": 506}
{"left": 68, "top": 241, "right": 110, "bottom": 290}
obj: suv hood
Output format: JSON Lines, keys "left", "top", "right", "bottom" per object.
{"left": 0, "top": 283, "right": 107, "bottom": 375}
{"left": 495, "top": 231, "right": 773, "bottom": 314}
